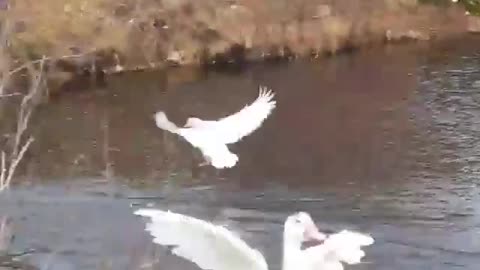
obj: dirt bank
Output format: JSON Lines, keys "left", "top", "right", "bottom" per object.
{"left": 2, "top": 0, "right": 473, "bottom": 76}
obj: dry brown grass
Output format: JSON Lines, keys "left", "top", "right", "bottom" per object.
{"left": 2, "top": 0, "right": 470, "bottom": 71}
{"left": 12, "top": 0, "right": 127, "bottom": 56}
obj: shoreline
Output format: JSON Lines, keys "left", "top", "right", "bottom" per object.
{"left": 5, "top": 1, "right": 472, "bottom": 68}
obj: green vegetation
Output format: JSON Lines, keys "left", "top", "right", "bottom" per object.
{"left": 420, "top": 0, "right": 480, "bottom": 15}
{"left": 462, "top": 0, "right": 480, "bottom": 15}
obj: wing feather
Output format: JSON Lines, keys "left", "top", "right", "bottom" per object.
{"left": 304, "top": 230, "right": 374, "bottom": 269}
{"left": 212, "top": 86, "right": 276, "bottom": 144}
{"left": 304, "top": 230, "right": 374, "bottom": 267}
{"left": 135, "top": 209, "right": 268, "bottom": 270}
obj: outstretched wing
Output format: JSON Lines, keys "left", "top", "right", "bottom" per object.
{"left": 304, "top": 230, "right": 374, "bottom": 268}
{"left": 135, "top": 209, "right": 268, "bottom": 270}
{"left": 212, "top": 86, "right": 276, "bottom": 144}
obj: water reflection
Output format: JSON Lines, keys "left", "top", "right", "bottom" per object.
{"left": 0, "top": 216, "right": 13, "bottom": 254}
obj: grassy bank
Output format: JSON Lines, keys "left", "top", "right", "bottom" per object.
{"left": 0, "top": 0, "right": 471, "bottom": 74}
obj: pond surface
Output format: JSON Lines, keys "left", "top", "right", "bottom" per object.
{"left": 1, "top": 36, "right": 480, "bottom": 270}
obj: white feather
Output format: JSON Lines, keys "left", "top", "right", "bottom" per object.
{"left": 303, "top": 230, "right": 374, "bottom": 269}
{"left": 154, "top": 86, "right": 276, "bottom": 169}
{"left": 134, "top": 209, "right": 268, "bottom": 270}
{"left": 205, "top": 86, "right": 276, "bottom": 144}
{"left": 135, "top": 209, "right": 374, "bottom": 270}
{"left": 200, "top": 143, "right": 239, "bottom": 168}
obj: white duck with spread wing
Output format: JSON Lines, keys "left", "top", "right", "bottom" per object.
{"left": 154, "top": 86, "right": 276, "bottom": 169}
{"left": 134, "top": 209, "right": 374, "bottom": 270}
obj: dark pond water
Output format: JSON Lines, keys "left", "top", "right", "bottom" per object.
{"left": 1, "top": 36, "right": 480, "bottom": 270}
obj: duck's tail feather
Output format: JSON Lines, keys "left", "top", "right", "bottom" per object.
{"left": 202, "top": 144, "right": 239, "bottom": 169}
{"left": 209, "top": 152, "right": 238, "bottom": 169}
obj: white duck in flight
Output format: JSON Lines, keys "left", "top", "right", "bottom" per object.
{"left": 134, "top": 209, "right": 374, "bottom": 270}
{"left": 154, "top": 86, "right": 276, "bottom": 169}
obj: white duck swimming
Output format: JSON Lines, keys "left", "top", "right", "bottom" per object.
{"left": 154, "top": 86, "right": 276, "bottom": 169}
{"left": 134, "top": 209, "right": 374, "bottom": 270}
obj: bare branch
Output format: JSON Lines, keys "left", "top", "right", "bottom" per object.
{"left": 0, "top": 59, "right": 43, "bottom": 191}
{"left": 1, "top": 136, "right": 34, "bottom": 191}
{"left": 0, "top": 152, "right": 5, "bottom": 190}
{"left": 0, "top": 17, "right": 44, "bottom": 192}
{"left": 12, "top": 57, "right": 44, "bottom": 157}
{"left": 0, "top": 92, "right": 21, "bottom": 98}
{"left": 7, "top": 51, "right": 96, "bottom": 77}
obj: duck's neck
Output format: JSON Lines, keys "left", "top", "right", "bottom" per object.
{"left": 282, "top": 235, "right": 303, "bottom": 270}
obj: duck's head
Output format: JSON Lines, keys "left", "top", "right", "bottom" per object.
{"left": 284, "top": 212, "right": 326, "bottom": 245}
